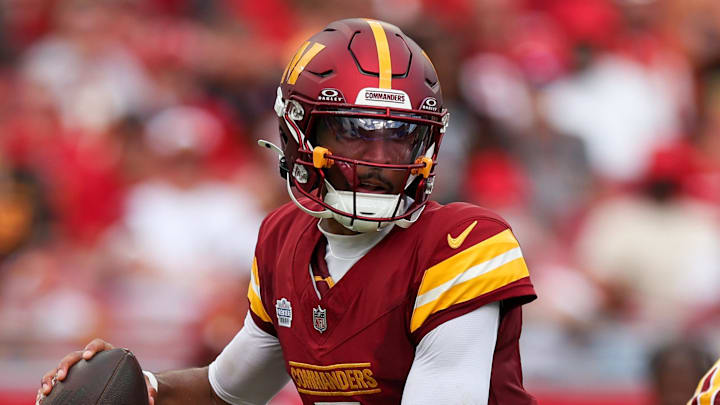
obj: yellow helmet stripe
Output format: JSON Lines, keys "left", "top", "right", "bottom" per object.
{"left": 366, "top": 19, "right": 392, "bottom": 89}
{"left": 282, "top": 41, "right": 310, "bottom": 83}
{"left": 287, "top": 42, "right": 326, "bottom": 85}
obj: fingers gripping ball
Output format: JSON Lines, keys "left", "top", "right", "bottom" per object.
{"left": 42, "top": 348, "right": 149, "bottom": 405}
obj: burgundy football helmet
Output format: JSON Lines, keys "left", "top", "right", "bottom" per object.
{"left": 261, "top": 18, "right": 449, "bottom": 232}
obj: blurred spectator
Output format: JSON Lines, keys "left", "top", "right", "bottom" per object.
{"left": 409, "top": 21, "right": 475, "bottom": 203}
{"left": 101, "top": 105, "right": 263, "bottom": 366}
{"left": 668, "top": 0, "right": 720, "bottom": 70}
{"left": 0, "top": 166, "right": 50, "bottom": 262}
{"left": 461, "top": 53, "right": 536, "bottom": 134}
{"left": 107, "top": 106, "right": 261, "bottom": 279}
{"left": 542, "top": 51, "right": 686, "bottom": 182}
{"left": 0, "top": 239, "right": 108, "bottom": 384}
{"left": 686, "top": 65, "right": 720, "bottom": 205}
{"left": 514, "top": 111, "right": 593, "bottom": 229}
{"left": 541, "top": 0, "right": 693, "bottom": 182}
{"left": 575, "top": 144, "right": 720, "bottom": 333}
{"left": 649, "top": 340, "right": 714, "bottom": 405}
{"left": 21, "top": 0, "right": 153, "bottom": 135}
{"left": 0, "top": 0, "right": 54, "bottom": 57}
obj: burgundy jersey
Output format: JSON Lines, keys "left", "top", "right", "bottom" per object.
{"left": 247, "top": 200, "right": 537, "bottom": 404}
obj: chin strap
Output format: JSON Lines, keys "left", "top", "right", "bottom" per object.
{"left": 285, "top": 174, "right": 334, "bottom": 219}
{"left": 394, "top": 204, "right": 425, "bottom": 228}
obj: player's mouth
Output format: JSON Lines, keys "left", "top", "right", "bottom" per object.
{"left": 356, "top": 178, "right": 393, "bottom": 194}
{"left": 333, "top": 162, "right": 395, "bottom": 194}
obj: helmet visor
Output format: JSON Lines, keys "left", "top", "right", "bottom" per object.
{"left": 316, "top": 116, "right": 431, "bottom": 165}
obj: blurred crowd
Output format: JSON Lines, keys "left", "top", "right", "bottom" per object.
{"left": 1, "top": 0, "right": 720, "bottom": 404}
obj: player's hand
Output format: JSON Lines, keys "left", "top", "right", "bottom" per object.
{"left": 36, "top": 339, "right": 115, "bottom": 404}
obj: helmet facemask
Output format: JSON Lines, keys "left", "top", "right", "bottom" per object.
{"left": 278, "top": 94, "right": 445, "bottom": 233}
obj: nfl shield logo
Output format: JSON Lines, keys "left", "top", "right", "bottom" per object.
{"left": 312, "top": 305, "right": 327, "bottom": 333}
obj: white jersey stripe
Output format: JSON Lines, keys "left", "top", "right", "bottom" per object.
{"left": 414, "top": 247, "right": 523, "bottom": 310}
{"left": 250, "top": 267, "right": 261, "bottom": 299}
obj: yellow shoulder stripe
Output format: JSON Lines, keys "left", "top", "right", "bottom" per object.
{"left": 248, "top": 257, "right": 272, "bottom": 323}
{"left": 419, "top": 229, "right": 520, "bottom": 296}
{"left": 366, "top": 19, "right": 392, "bottom": 89}
{"left": 690, "top": 358, "right": 720, "bottom": 405}
{"left": 410, "top": 229, "right": 528, "bottom": 332}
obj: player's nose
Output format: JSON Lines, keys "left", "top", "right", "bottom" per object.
{"left": 360, "top": 140, "right": 394, "bottom": 164}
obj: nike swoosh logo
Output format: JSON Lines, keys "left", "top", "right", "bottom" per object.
{"left": 447, "top": 220, "right": 478, "bottom": 249}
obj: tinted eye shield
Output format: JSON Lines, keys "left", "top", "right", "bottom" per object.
{"left": 309, "top": 105, "right": 445, "bottom": 130}
{"left": 283, "top": 94, "right": 448, "bottom": 151}
{"left": 316, "top": 116, "right": 429, "bottom": 165}
{"left": 323, "top": 115, "right": 426, "bottom": 142}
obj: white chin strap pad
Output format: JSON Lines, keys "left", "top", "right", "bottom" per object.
{"left": 323, "top": 186, "right": 404, "bottom": 233}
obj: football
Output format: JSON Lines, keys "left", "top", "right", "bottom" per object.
{"left": 42, "top": 348, "right": 149, "bottom": 405}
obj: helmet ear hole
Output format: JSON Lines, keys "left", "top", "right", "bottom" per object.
{"left": 279, "top": 157, "right": 289, "bottom": 179}
{"left": 406, "top": 176, "right": 421, "bottom": 201}
{"left": 279, "top": 128, "right": 289, "bottom": 145}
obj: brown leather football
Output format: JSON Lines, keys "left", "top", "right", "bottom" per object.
{"left": 43, "top": 348, "right": 149, "bottom": 405}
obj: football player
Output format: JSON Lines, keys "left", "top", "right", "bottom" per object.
{"left": 38, "top": 18, "right": 537, "bottom": 405}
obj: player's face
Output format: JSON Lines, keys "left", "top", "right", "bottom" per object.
{"left": 314, "top": 115, "right": 430, "bottom": 194}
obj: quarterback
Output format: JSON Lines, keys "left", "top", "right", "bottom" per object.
{"left": 38, "top": 19, "right": 537, "bottom": 405}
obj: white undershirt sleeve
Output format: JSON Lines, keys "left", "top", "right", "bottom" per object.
{"left": 208, "top": 313, "right": 290, "bottom": 405}
{"left": 401, "top": 302, "right": 500, "bottom": 405}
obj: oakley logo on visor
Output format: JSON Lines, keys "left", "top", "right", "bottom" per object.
{"left": 318, "top": 88, "right": 346, "bottom": 103}
{"left": 355, "top": 87, "right": 412, "bottom": 109}
{"left": 420, "top": 97, "right": 439, "bottom": 112}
